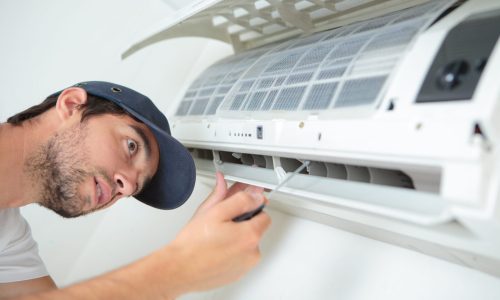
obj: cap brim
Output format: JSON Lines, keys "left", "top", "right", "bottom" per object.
{"left": 137, "top": 126, "right": 196, "bottom": 209}
{"left": 118, "top": 107, "right": 196, "bottom": 209}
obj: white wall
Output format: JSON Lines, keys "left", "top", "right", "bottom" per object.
{"left": 2, "top": 1, "right": 500, "bottom": 299}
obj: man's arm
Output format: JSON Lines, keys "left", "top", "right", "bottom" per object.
{"left": 16, "top": 173, "right": 271, "bottom": 300}
{"left": 0, "top": 276, "right": 56, "bottom": 299}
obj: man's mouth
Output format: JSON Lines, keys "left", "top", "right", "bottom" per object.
{"left": 96, "top": 181, "right": 103, "bottom": 200}
{"left": 94, "top": 177, "right": 112, "bottom": 207}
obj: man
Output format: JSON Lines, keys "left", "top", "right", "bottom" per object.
{"left": 0, "top": 81, "right": 271, "bottom": 299}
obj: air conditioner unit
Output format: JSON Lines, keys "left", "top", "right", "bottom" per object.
{"left": 124, "top": 0, "right": 500, "bottom": 276}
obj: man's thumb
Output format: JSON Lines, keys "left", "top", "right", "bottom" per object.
{"left": 198, "top": 172, "right": 228, "bottom": 213}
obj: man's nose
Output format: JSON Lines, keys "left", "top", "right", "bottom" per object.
{"left": 114, "top": 171, "right": 137, "bottom": 196}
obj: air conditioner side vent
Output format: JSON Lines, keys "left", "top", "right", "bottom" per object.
{"left": 189, "top": 148, "right": 418, "bottom": 192}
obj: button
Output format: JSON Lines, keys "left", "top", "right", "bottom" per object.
{"left": 437, "top": 60, "right": 469, "bottom": 90}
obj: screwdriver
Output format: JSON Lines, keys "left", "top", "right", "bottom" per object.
{"left": 233, "top": 160, "right": 310, "bottom": 222}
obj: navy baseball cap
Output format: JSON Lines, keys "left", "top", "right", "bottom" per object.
{"left": 50, "top": 81, "right": 196, "bottom": 210}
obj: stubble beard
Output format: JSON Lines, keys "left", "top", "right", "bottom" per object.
{"left": 25, "top": 122, "right": 94, "bottom": 218}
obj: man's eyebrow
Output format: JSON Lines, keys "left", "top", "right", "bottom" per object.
{"left": 129, "top": 124, "right": 152, "bottom": 161}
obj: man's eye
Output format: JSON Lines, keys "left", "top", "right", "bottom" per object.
{"left": 127, "top": 139, "right": 138, "bottom": 155}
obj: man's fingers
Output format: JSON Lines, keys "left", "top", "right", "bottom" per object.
{"left": 227, "top": 182, "right": 250, "bottom": 198}
{"left": 244, "top": 185, "right": 264, "bottom": 195}
{"left": 215, "top": 190, "right": 265, "bottom": 221}
{"left": 228, "top": 183, "right": 266, "bottom": 199}
{"left": 246, "top": 211, "right": 272, "bottom": 235}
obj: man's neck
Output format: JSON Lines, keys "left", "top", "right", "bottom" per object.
{"left": 0, "top": 113, "right": 58, "bottom": 209}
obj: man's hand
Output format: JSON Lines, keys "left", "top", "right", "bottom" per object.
{"left": 167, "top": 172, "right": 272, "bottom": 293}
{"left": 15, "top": 172, "right": 271, "bottom": 300}
{"left": 194, "top": 172, "right": 266, "bottom": 216}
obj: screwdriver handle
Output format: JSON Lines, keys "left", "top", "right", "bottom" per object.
{"left": 232, "top": 204, "right": 266, "bottom": 222}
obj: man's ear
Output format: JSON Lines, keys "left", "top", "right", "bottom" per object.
{"left": 55, "top": 87, "right": 88, "bottom": 121}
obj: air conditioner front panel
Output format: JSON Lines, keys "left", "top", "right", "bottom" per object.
{"left": 123, "top": 0, "right": 443, "bottom": 58}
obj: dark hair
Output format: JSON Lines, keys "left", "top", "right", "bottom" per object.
{"left": 7, "top": 94, "right": 128, "bottom": 125}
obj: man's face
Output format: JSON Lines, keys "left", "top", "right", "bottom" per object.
{"left": 26, "top": 113, "right": 160, "bottom": 218}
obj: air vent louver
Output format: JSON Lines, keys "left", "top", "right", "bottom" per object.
{"left": 189, "top": 148, "right": 416, "bottom": 191}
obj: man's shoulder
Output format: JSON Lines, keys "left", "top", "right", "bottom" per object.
{"left": 0, "top": 207, "right": 21, "bottom": 218}
{"left": 0, "top": 207, "right": 24, "bottom": 229}
{"left": 0, "top": 207, "right": 28, "bottom": 250}
{"left": 0, "top": 207, "right": 49, "bottom": 283}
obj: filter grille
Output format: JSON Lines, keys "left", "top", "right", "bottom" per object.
{"left": 175, "top": 1, "right": 452, "bottom": 117}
